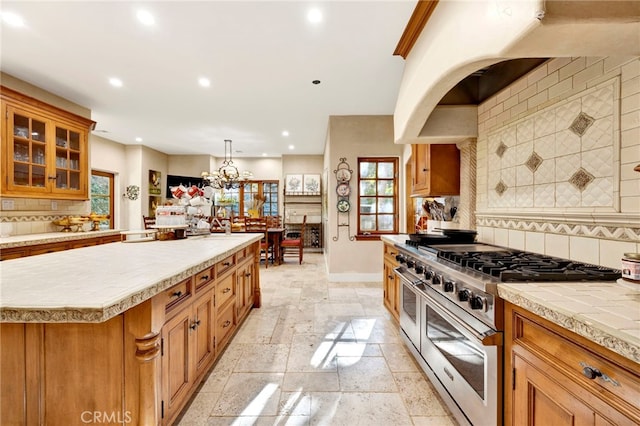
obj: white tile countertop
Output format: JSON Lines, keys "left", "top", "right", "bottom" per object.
{"left": 0, "top": 233, "right": 262, "bottom": 323}
{"left": 499, "top": 280, "right": 640, "bottom": 364}
{"left": 0, "top": 230, "right": 122, "bottom": 248}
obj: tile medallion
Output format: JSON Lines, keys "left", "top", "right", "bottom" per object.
{"left": 486, "top": 77, "right": 618, "bottom": 209}
{"left": 569, "top": 112, "right": 596, "bottom": 137}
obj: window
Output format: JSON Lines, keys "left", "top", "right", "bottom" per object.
{"left": 90, "top": 170, "right": 114, "bottom": 229}
{"left": 357, "top": 157, "right": 398, "bottom": 238}
{"left": 214, "top": 180, "right": 279, "bottom": 217}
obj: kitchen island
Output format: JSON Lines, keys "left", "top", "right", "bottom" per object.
{"left": 0, "top": 233, "right": 263, "bottom": 425}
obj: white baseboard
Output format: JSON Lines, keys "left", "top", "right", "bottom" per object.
{"left": 326, "top": 272, "right": 382, "bottom": 283}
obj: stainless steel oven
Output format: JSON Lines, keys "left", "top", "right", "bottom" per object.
{"left": 393, "top": 240, "right": 621, "bottom": 426}
{"left": 419, "top": 288, "right": 502, "bottom": 426}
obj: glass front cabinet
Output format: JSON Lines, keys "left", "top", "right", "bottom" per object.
{"left": 1, "top": 86, "right": 95, "bottom": 200}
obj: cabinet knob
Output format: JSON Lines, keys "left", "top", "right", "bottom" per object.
{"left": 245, "top": 272, "right": 251, "bottom": 277}
{"left": 200, "top": 275, "right": 209, "bottom": 281}
{"left": 190, "top": 320, "right": 201, "bottom": 330}
{"left": 222, "top": 287, "right": 231, "bottom": 293}
{"left": 223, "top": 261, "right": 231, "bottom": 266}
{"left": 582, "top": 366, "right": 602, "bottom": 380}
{"left": 223, "top": 320, "right": 231, "bottom": 328}
{"left": 171, "top": 291, "right": 182, "bottom": 298}
{"left": 422, "top": 168, "right": 429, "bottom": 172}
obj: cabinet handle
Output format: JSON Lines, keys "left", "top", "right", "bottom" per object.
{"left": 200, "top": 275, "right": 209, "bottom": 281}
{"left": 171, "top": 291, "right": 182, "bottom": 298}
{"left": 223, "top": 261, "right": 231, "bottom": 266}
{"left": 422, "top": 168, "right": 429, "bottom": 172}
{"left": 190, "top": 320, "right": 201, "bottom": 330}
{"left": 245, "top": 272, "right": 251, "bottom": 277}
{"left": 222, "top": 287, "right": 231, "bottom": 293}
{"left": 579, "top": 362, "right": 620, "bottom": 386}
{"left": 48, "top": 175, "right": 57, "bottom": 180}
{"left": 223, "top": 320, "right": 231, "bottom": 328}
{"left": 388, "top": 274, "right": 394, "bottom": 280}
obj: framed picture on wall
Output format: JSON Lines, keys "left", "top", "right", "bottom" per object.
{"left": 285, "top": 174, "right": 303, "bottom": 194}
{"left": 303, "top": 174, "right": 320, "bottom": 194}
{"left": 149, "top": 170, "right": 161, "bottom": 195}
{"left": 149, "top": 196, "right": 161, "bottom": 217}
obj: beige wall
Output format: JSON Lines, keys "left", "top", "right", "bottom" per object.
{"left": 324, "top": 115, "right": 404, "bottom": 281}
{"left": 91, "top": 135, "right": 128, "bottom": 229}
{"left": 475, "top": 56, "right": 640, "bottom": 269}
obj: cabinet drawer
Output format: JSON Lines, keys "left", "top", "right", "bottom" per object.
{"left": 513, "top": 311, "right": 640, "bottom": 413}
{"left": 194, "top": 267, "right": 214, "bottom": 292}
{"left": 215, "top": 273, "right": 235, "bottom": 308}
{"left": 215, "top": 254, "right": 235, "bottom": 278}
{"left": 164, "top": 278, "right": 192, "bottom": 313}
{"left": 215, "top": 301, "right": 236, "bottom": 351}
{"left": 235, "top": 247, "right": 249, "bottom": 263}
{"left": 384, "top": 244, "right": 399, "bottom": 260}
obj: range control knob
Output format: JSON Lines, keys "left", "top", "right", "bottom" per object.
{"left": 470, "top": 295, "right": 487, "bottom": 311}
{"left": 458, "top": 289, "right": 472, "bottom": 302}
{"left": 432, "top": 273, "right": 443, "bottom": 285}
{"left": 395, "top": 254, "right": 406, "bottom": 264}
{"left": 443, "top": 280, "right": 456, "bottom": 293}
{"left": 415, "top": 265, "right": 424, "bottom": 274}
{"left": 424, "top": 269, "right": 434, "bottom": 281}
{"left": 406, "top": 259, "right": 415, "bottom": 268}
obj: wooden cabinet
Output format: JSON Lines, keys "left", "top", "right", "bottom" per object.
{"left": 504, "top": 302, "right": 640, "bottom": 426}
{"left": 1, "top": 86, "right": 95, "bottom": 200}
{"left": 236, "top": 255, "right": 256, "bottom": 320}
{"left": 411, "top": 144, "right": 460, "bottom": 196}
{"left": 0, "top": 234, "right": 121, "bottom": 260}
{"left": 382, "top": 243, "right": 400, "bottom": 322}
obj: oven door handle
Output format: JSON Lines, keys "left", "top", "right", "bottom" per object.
{"left": 423, "top": 291, "right": 503, "bottom": 347}
{"left": 393, "top": 266, "right": 422, "bottom": 285}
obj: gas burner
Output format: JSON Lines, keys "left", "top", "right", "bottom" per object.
{"left": 438, "top": 249, "right": 621, "bottom": 282}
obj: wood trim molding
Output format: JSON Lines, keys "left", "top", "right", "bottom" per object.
{"left": 393, "top": 1, "right": 439, "bottom": 59}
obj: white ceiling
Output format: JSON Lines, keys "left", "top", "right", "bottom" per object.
{"left": 1, "top": 1, "right": 416, "bottom": 158}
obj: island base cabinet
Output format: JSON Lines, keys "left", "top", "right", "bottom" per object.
{"left": 0, "top": 318, "right": 127, "bottom": 426}
{"left": 505, "top": 302, "right": 640, "bottom": 426}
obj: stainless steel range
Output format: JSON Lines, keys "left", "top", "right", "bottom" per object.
{"left": 393, "top": 240, "right": 621, "bottom": 426}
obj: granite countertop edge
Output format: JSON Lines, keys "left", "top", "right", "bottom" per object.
{"left": 0, "top": 234, "right": 263, "bottom": 324}
{"left": 498, "top": 284, "right": 640, "bottom": 364}
{"left": 0, "top": 230, "right": 123, "bottom": 248}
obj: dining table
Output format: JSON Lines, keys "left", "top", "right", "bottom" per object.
{"left": 267, "top": 227, "right": 285, "bottom": 265}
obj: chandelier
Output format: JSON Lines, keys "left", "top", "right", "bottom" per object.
{"left": 201, "top": 139, "right": 253, "bottom": 190}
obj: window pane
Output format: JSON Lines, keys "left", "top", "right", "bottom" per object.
{"left": 378, "top": 215, "right": 394, "bottom": 231}
{"left": 377, "top": 180, "right": 394, "bottom": 196}
{"left": 378, "top": 198, "right": 394, "bottom": 213}
{"left": 378, "top": 162, "right": 394, "bottom": 178}
{"left": 360, "top": 215, "right": 376, "bottom": 231}
{"left": 360, "top": 180, "right": 376, "bottom": 196}
{"left": 360, "top": 197, "right": 376, "bottom": 213}
{"left": 360, "top": 162, "right": 376, "bottom": 178}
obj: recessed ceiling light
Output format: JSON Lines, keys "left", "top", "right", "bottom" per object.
{"left": 198, "top": 77, "right": 211, "bottom": 87}
{"left": 262, "top": 153, "right": 267, "bottom": 157}
{"left": 136, "top": 10, "right": 155, "bottom": 26}
{"left": 135, "top": 137, "right": 143, "bottom": 142}
{"left": 307, "top": 8, "right": 323, "bottom": 24}
{"left": 282, "top": 130, "right": 289, "bottom": 137}
{"left": 109, "top": 77, "right": 123, "bottom": 87}
{"left": 1, "top": 11, "right": 25, "bottom": 27}
{"left": 288, "top": 145, "right": 295, "bottom": 150}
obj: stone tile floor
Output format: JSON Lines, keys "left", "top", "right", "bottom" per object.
{"left": 175, "top": 253, "right": 456, "bottom": 426}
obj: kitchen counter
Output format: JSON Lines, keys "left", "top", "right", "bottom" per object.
{"left": 381, "top": 235, "right": 640, "bottom": 364}
{"left": 499, "top": 280, "right": 640, "bottom": 364}
{"left": 0, "top": 229, "right": 122, "bottom": 248}
{"left": 0, "top": 233, "right": 263, "bottom": 323}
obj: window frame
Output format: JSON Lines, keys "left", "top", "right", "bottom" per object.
{"left": 219, "top": 180, "right": 279, "bottom": 217}
{"left": 90, "top": 170, "right": 114, "bottom": 230}
{"left": 355, "top": 157, "right": 399, "bottom": 240}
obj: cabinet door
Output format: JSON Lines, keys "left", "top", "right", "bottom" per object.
{"left": 411, "top": 144, "right": 430, "bottom": 194}
{"left": 236, "top": 260, "right": 255, "bottom": 320}
{"left": 4, "top": 105, "right": 50, "bottom": 194}
{"left": 383, "top": 260, "right": 399, "bottom": 322}
{"left": 50, "top": 122, "right": 87, "bottom": 197}
{"left": 514, "top": 353, "right": 597, "bottom": 425}
{"left": 193, "top": 292, "right": 214, "bottom": 380}
{"left": 161, "top": 308, "right": 193, "bottom": 421}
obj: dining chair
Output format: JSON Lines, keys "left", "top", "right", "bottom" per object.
{"left": 142, "top": 215, "right": 156, "bottom": 229}
{"left": 244, "top": 217, "right": 271, "bottom": 268}
{"left": 281, "top": 215, "right": 306, "bottom": 264}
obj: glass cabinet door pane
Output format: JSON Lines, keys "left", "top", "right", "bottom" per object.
{"left": 32, "top": 119, "right": 46, "bottom": 142}
{"left": 69, "top": 130, "right": 80, "bottom": 150}
{"left": 14, "top": 164, "right": 29, "bottom": 186}
{"left": 56, "top": 170, "right": 68, "bottom": 189}
{"left": 32, "top": 166, "right": 46, "bottom": 187}
{"left": 56, "top": 127, "right": 68, "bottom": 147}
{"left": 69, "top": 172, "right": 80, "bottom": 190}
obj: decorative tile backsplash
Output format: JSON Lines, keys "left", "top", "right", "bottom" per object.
{"left": 487, "top": 78, "right": 618, "bottom": 210}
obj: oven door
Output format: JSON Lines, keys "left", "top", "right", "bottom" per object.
{"left": 395, "top": 267, "right": 422, "bottom": 350}
{"left": 420, "top": 290, "right": 502, "bottom": 426}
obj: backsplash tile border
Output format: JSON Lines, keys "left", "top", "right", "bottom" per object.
{"left": 476, "top": 214, "right": 640, "bottom": 242}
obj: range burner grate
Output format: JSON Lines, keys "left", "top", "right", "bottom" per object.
{"left": 439, "top": 249, "right": 621, "bottom": 282}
